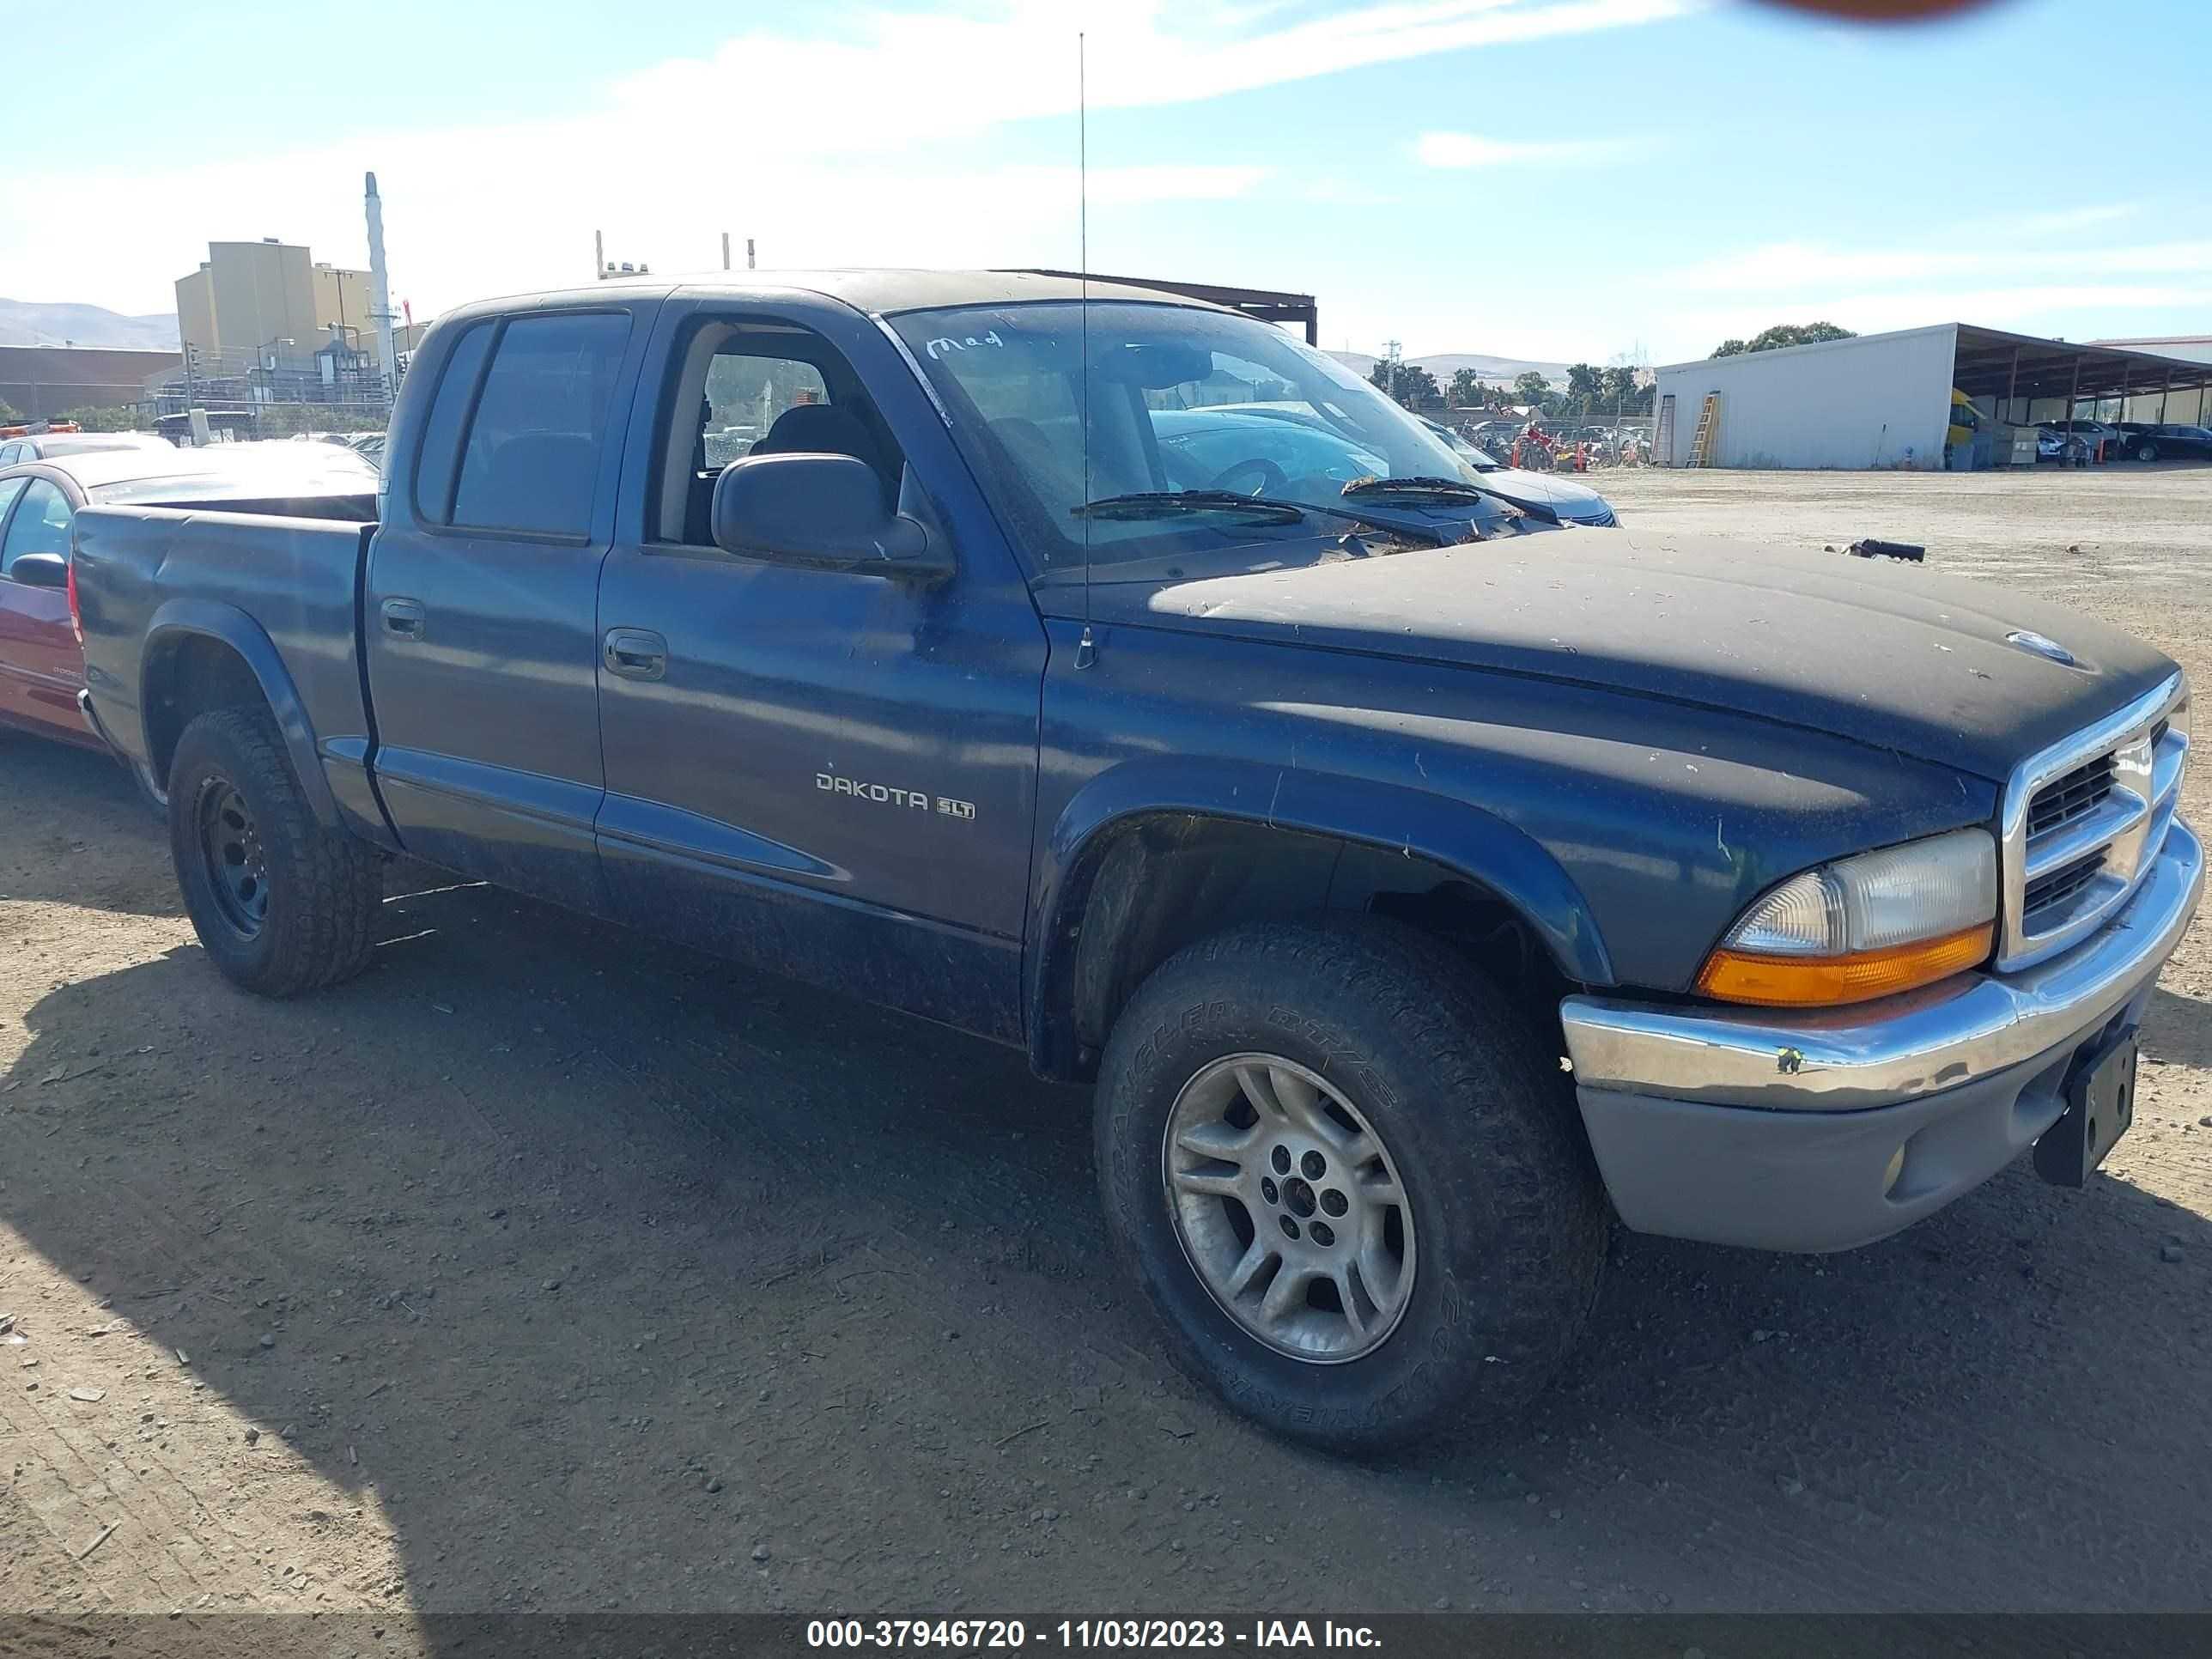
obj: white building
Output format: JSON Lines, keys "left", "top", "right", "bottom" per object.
{"left": 1651, "top": 323, "right": 2212, "bottom": 470}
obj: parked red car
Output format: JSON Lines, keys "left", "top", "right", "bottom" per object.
{"left": 0, "top": 444, "right": 380, "bottom": 750}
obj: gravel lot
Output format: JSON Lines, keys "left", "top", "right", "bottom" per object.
{"left": 4, "top": 462, "right": 2210, "bottom": 1635}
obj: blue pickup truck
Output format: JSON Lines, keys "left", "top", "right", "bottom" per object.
{"left": 68, "top": 271, "right": 2200, "bottom": 1451}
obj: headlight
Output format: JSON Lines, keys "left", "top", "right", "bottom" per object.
{"left": 1696, "top": 829, "right": 1997, "bottom": 1007}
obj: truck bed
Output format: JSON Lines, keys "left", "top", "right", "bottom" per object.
{"left": 72, "top": 504, "right": 383, "bottom": 830}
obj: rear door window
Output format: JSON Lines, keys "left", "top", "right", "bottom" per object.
{"left": 410, "top": 321, "right": 493, "bottom": 525}
{"left": 449, "top": 313, "right": 632, "bottom": 537}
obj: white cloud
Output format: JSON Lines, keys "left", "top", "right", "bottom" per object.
{"left": 1656, "top": 285, "right": 2212, "bottom": 362}
{"left": 1668, "top": 233, "right": 2212, "bottom": 294}
{"left": 1802, "top": 284, "right": 2212, "bottom": 331}
{"left": 1972, "top": 202, "right": 2144, "bottom": 239}
{"left": 0, "top": 0, "right": 1691, "bottom": 318}
{"left": 1635, "top": 215, "right": 2212, "bottom": 356}
{"left": 1050, "top": 165, "right": 1273, "bottom": 204}
{"left": 616, "top": 0, "right": 1694, "bottom": 142}
{"left": 1413, "top": 131, "right": 1638, "bottom": 167}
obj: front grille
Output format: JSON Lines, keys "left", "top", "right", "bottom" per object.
{"left": 2027, "top": 755, "right": 2116, "bottom": 839}
{"left": 2001, "top": 672, "right": 2186, "bottom": 971}
{"left": 2024, "top": 851, "right": 2106, "bottom": 923}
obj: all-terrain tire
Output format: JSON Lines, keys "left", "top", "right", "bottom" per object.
{"left": 168, "top": 706, "right": 382, "bottom": 997}
{"left": 1094, "top": 919, "right": 1606, "bottom": 1455}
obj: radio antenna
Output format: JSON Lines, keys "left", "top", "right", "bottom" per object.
{"left": 1079, "top": 30, "right": 1094, "bottom": 637}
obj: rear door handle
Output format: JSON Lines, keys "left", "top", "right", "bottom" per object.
{"left": 603, "top": 627, "right": 667, "bottom": 682}
{"left": 380, "top": 597, "right": 426, "bottom": 639}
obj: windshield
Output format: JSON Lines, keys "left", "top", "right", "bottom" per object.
{"left": 1422, "top": 418, "right": 1502, "bottom": 471}
{"left": 890, "top": 301, "right": 1489, "bottom": 577}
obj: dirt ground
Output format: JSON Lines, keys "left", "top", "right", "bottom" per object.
{"left": 5, "top": 462, "right": 2212, "bottom": 1636}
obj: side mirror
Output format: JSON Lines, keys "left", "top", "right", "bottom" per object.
{"left": 710, "top": 453, "right": 951, "bottom": 581}
{"left": 9, "top": 552, "right": 67, "bottom": 590}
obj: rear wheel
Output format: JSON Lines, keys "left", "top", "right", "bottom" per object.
{"left": 1094, "top": 921, "right": 1607, "bottom": 1454}
{"left": 169, "top": 707, "right": 382, "bottom": 997}
{"left": 2137, "top": 441, "right": 2160, "bottom": 462}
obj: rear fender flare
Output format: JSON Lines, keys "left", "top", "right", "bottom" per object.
{"left": 141, "top": 599, "right": 340, "bottom": 828}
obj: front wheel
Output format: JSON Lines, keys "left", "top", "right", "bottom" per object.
{"left": 1094, "top": 921, "right": 1607, "bottom": 1454}
{"left": 2136, "top": 441, "right": 2160, "bottom": 462}
{"left": 168, "top": 707, "right": 383, "bottom": 997}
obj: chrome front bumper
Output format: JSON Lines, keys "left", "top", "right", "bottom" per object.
{"left": 1556, "top": 819, "right": 2201, "bottom": 1252}
{"left": 1562, "top": 819, "right": 2202, "bottom": 1111}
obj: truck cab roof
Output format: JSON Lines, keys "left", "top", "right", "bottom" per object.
{"left": 450, "top": 267, "right": 1232, "bottom": 322}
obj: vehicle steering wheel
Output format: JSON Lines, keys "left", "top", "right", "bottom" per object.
{"left": 1204, "top": 458, "right": 1291, "bottom": 497}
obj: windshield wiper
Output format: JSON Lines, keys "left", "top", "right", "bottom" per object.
{"left": 1072, "top": 489, "right": 1458, "bottom": 546}
{"left": 1071, "top": 490, "right": 1308, "bottom": 523}
{"left": 1342, "top": 475, "right": 1558, "bottom": 526}
{"left": 1341, "top": 475, "right": 1491, "bottom": 501}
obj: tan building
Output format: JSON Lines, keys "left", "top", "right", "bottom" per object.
{"left": 174, "top": 238, "right": 383, "bottom": 369}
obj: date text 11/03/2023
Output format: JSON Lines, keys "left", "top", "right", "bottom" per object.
{"left": 805, "top": 1620, "right": 1382, "bottom": 1649}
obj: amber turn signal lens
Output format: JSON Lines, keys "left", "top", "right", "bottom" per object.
{"left": 1695, "top": 923, "right": 1993, "bottom": 1008}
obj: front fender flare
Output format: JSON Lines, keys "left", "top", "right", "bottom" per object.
{"left": 1026, "top": 756, "right": 1615, "bottom": 1073}
{"left": 141, "top": 598, "right": 341, "bottom": 829}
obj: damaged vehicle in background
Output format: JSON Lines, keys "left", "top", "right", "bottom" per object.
{"left": 1421, "top": 416, "right": 1620, "bottom": 526}
{"left": 0, "top": 444, "right": 379, "bottom": 749}
{"left": 0, "top": 425, "right": 173, "bottom": 467}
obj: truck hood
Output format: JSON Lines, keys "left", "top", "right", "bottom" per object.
{"left": 1097, "top": 530, "right": 2177, "bottom": 781}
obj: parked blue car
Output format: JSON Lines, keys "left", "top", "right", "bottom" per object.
{"left": 1149, "top": 404, "right": 1390, "bottom": 495}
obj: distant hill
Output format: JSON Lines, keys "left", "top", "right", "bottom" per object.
{"left": 1328, "top": 349, "right": 1574, "bottom": 392}
{"left": 0, "top": 300, "right": 179, "bottom": 350}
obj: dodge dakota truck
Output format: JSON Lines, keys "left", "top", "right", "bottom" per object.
{"left": 68, "top": 271, "right": 2200, "bottom": 1452}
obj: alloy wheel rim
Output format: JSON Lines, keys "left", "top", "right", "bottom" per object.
{"left": 1161, "top": 1053, "right": 1416, "bottom": 1364}
{"left": 197, "top": 778, "right": 270, "bottom": 939}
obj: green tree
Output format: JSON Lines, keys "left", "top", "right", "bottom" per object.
{"left": 1512, "top": 370, "right": 1552, "bottom": 409}
{"left": 1447, "top": 367, "right": 1490, "bottom": 407}
{"left": 1395, "top": 363, "right": 1440, "bottom": 410}
{"left": 0, "top": 398, "right": 21, "bottom": 423}
{"left": 1711, "top": 321, "right": 1856, "bottom": 358}
{"left": 1597, "top": 365, "right": 1653, "bottom": 414}
{"left": 1564, "top": 363, "right": 1602, "bottom": 416}
{"left": 1371, "top": 359, "right": 1440, "bottom": 410}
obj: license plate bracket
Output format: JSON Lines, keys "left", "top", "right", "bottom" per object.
{"left": 2034, "top": 1031, "right": 2138, "bottom": 1188}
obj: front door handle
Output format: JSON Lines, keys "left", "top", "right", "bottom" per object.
{"left": 380, "top": 597, "right": 426, "bottom": 639}
{"left": 603, "top": 627, "right": 668, "bottom": 682}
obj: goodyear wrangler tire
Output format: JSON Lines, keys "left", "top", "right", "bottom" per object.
{"left": 1095, "top": 920, "right": 1606, "bottom": 1454}
{"left": 169, "top": 707, "right": 383, "bottom": 998}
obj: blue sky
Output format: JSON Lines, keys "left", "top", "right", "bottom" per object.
{"left": 5, "top": 0, "right": 2207, "bottom": 365}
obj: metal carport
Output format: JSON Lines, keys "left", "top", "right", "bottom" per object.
{"left": 1951, "top": 324, "right": 2212, "bottom": 429}
{"left": 1006, "top": 270, "right": 1319, "bottom": 345}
